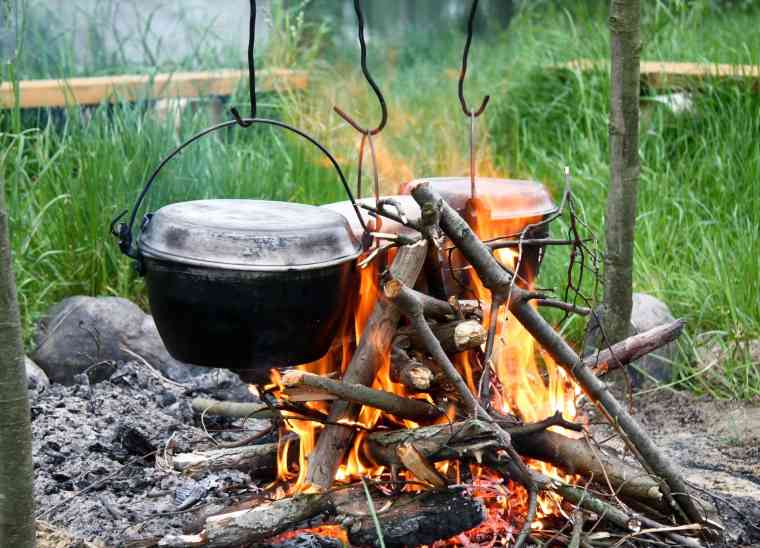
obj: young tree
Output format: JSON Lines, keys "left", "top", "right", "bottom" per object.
{"left": 0, "top": 174, "right": 35, "bottom": 547}
{"left": 603, "top": 0, "right": 641, "bottom": 344}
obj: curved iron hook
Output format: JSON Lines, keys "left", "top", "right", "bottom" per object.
{"left": 333, "top": 0, "right": 388, "bottom": 135}
{"left": 230, "top": 0, "right": 257, "bottom": 127}
{"left": 458, "top": 0, "right": 490, "bottom": 117}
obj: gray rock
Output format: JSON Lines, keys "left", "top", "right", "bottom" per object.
{"left": 125, "top": 314, "right": 208, "bottom": 383}
{"left": 25, "top": 356, "right": 50, "bottom": 390}
{"left": 584, "top": 293, "right": 677, "bottom": 387}
{"left": 31, "top": 296, "right": 207, "bottom": 385}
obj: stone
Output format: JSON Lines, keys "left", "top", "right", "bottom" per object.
{"left": 584, "top": 293, "right": 677, "bottom": 387}
{"left": 26, "top": 356, "right": 50, "bottom": 390}
{"left": 126, "top": 314, "right": 208, "bottom": 384}
{"left": 31, "top": 296, "right": 207, "bottom": 385}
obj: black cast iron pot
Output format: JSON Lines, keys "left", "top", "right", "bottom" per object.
{"left": 111, "top": 118, "right": 367, "bottom": 378}
{"left": 138, "top": 199, "right": 361, "bottom": 373}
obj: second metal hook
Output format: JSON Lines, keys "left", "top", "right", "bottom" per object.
{"left": 333, "top": 0, "right": 388, "bottom": 135}
{"left": 459, "top": 0, "right": 490, "bottom": 118}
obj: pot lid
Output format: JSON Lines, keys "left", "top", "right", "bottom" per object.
{"left": 322, "top": 195, "right": 421, "bottom": 239}
{"left": 401, "top": 177, "right": 557, "bottom": 220}
{"left": 139, "top": 199, "right": 361, "bottom": 271}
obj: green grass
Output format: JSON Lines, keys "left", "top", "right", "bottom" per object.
{"left": 2, "top": 0, "right": 758, "bottom": 397}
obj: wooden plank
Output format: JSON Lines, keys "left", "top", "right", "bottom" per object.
{"left": 557, "top": 59, "right": 760, "bottom": 90}
{"left": 0, "top": 68, "right": 308, "bottom": 109}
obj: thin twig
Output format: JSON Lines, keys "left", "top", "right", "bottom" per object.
{"left": 500, "top": 410, "right": 584, "bottom": 436}
{"left": 120, "top": 346, "right": 186, "bottom": 389}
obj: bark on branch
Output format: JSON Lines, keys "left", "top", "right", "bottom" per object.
{"left": 604, "top": 0, "right": 642, "bottom": 344}
{"left": 306, "top": 241, "right": 429, "bottom": 489}
{"left": 584, "top": 319, "right": 685, "bottom": 375}
{"left": 281, "top": 370, "right": 442, "bottom": 422}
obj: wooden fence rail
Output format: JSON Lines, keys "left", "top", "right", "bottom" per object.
{"left": 0, "top": 68, "right": 308, "bottom": 109}
{"left": 556, "top": 59, "right": 760, "bottom": 90}
{"left": 5, "top": 60, "right": 757, "bottom": 110}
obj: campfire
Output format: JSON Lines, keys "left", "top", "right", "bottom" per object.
{"left": 105, "top": 1, "right": 715, "bottom": 546}
{"left": 267, "top": 178, "right": 582, "bottom": 541}
{"left": 153, "top": 178, "right": 708, "bottom": 548}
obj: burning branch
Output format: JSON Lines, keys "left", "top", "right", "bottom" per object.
{"left": 305, "top": 240, "right": 429, "bottom": 489}
{"left": 396, "top": 318, "right": 487, "bottom": 355}
{"left": 383, "top": 275, "right": 539, "bottom": 548}
{"left": 410, "top": 181, "right": 707, "bottom": 529}
{"left": 281, "top": 370, "right": 443, "bottom": 422}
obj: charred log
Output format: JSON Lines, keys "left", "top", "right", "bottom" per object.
{"left": 346, "top": 486, "right": 485, "bottom": 547}
{"left": 157, "top": 484, "right": 484, "bottom": 548}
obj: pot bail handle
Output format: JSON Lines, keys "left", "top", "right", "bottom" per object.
{"left": 110, "top": 117, "right": 368, "bottom": 267}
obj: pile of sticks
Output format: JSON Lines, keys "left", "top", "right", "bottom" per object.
{"left": 158, "top": 183, "right": 716, "bottom": 548}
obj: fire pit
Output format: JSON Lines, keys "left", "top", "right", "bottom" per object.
{"left": 157, "top": 180, "right": 706, "bottom": 548}
{"left": 116, "top": 1, "right": 713, "bottom": 546}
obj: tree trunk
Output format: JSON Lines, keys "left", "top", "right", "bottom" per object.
{"left": 603, "top": 0, "right": 641, "bottom": 344}
{"left": 0, "top": 176, "right": 35, "bottom": 547}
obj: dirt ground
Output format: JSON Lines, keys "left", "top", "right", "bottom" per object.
{"left": 589, "top": 386, "right": 760, "bottom": 547}
{"left": 31, "top": 363, "right": 760, "bottom": 547}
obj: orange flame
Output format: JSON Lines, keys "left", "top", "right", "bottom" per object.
{"left": 267, "top": 104, "right": 581, "bottom": 542}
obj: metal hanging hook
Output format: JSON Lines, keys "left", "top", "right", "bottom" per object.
{"left": 458, "top": 0, "right": 490, "bottom": 117}
{"left": 334, "top": 0, "right": 388, "bottom": 240}
{"left": 333, "top": 0, "right": 388, "bottom": 135}
{"left": 230, "top": 0, "right": 257, "bottom": 127}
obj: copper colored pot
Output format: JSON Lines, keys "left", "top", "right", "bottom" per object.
{"left": 401, "top": 177, "right": 558, "bottom": 297}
